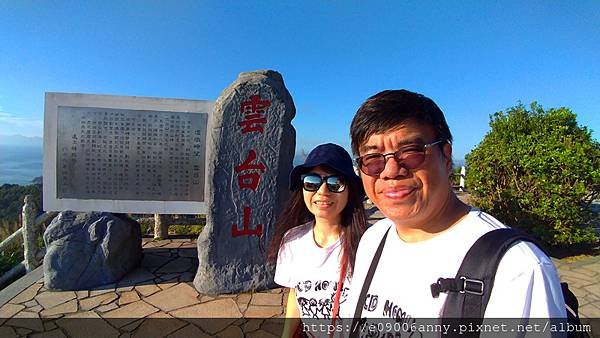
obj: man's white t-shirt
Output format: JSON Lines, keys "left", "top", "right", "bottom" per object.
{"left": 343, "top": 209, "right": 566, "bottom": 320}
{"left": 275, "top": 221, "right": 350, "bottom": 319}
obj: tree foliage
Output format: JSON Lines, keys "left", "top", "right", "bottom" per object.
{"left": 466, "top": 102, "right": 599, "bottom": 248}
{"left": 0, "top": 184, "right": 42, "bottom": 231}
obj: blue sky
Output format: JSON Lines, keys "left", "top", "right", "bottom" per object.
{"left": 1, "top": 1, "right": 599, "bottom": 161}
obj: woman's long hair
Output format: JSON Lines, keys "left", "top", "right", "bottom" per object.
{"left": 267, "top": 170, "right": 367, "bottom": 277}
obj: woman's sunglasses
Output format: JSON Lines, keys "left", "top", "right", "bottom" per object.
{"left": 301, "top": 174, "right": 346, "bottom": 193}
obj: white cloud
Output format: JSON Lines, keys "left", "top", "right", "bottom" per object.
{"left": 0, "top": 110, "right": 43, "bottom": 137}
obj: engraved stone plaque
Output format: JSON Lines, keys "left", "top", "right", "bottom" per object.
{"left": 44, "top": 93, "right": 213, "bottom": 214}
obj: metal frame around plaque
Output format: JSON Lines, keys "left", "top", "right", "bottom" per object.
{"left": 43, "top": 92, "right": 213, "bottom": 214}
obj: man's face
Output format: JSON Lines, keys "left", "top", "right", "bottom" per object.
{"left": 357, "top": 119, "right": 453, "bottom": 230}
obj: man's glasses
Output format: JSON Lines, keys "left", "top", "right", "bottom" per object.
{"left": 301, "top": 174, "right": 346, "bottom": 193}
{"left": 356, "top": 140, "right": 446, "bottom": 177}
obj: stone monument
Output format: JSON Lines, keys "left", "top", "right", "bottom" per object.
{"left": 193, "top": 70, "right": 296, "bottom": 294}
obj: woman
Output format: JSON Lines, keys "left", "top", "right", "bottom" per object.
{"left": 268, "top": 143, "right": 368, "bottom": 337}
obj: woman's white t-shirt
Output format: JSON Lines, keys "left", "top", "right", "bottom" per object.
{"left": 275, "top": 221, "right": 350, "bottom": 319}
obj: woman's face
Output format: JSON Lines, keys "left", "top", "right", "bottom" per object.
{"left": 302, "top": 166, "right": 349, "bottom": 223}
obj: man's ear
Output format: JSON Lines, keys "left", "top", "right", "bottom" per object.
{"left": 442, "top": 143, "right": 453, "bottom": 175}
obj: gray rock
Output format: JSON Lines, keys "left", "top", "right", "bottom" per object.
{"left": 43, "top": 211, "right": 142, "bottom": 290}
{"left": 194, "top": 70, "right": 295, "bottom": 294}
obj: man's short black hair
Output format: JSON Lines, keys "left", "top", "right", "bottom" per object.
{"left": 350, "top": 89, "right": 453, "bottom": 155}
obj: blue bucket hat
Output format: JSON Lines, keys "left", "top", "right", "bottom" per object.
{"left": 289, "top": 143, "right": 364, "bottom": 197}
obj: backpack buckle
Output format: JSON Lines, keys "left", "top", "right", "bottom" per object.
{"left": 460, "top": 276, "right": 484, "bottom": 295}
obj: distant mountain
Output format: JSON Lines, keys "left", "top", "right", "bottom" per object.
{"left": 0, "top": 134, "right": 43, "bottom": 147}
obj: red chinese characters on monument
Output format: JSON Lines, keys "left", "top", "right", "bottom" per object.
{"left": 231, "top": 207, "right": 263, "bottom": 238}
{"left": 234, "top": 150, "right": 266, "bottom": 191}
{"left": 231, "top": 95, "right": 271, "bottom": 238}
{"left": 239, "top": 95, "right": 270, "bottom": 134}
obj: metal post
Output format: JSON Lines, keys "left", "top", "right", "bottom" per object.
{"left": 22, "top": 195, "right": 40, "bottom": 272}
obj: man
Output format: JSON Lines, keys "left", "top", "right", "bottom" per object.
{"left": 344, "top": 90, "right": 565, "bottom": 330}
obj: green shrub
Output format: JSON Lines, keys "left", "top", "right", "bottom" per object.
{"left": 0, "top": 242, "right": 23, "bottom": 275}
{"left": 466, "top": 102, "right": 599, "bottom": 249}
{"left": 0, "top": 184, "right": 41, "bottom": 223}
{"left": 169, "top": 224, "right": 203, "bottom": 235}
{"left": 138, "top": 218, "right": 154, "bottom": 236}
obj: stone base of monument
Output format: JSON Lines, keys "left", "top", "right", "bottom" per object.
{"left": 43, "top": 211, "right": 142, "bottom": 290}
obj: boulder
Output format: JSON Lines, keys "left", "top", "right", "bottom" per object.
{"left": 43, "top": 211, "right": 142, "bottom": 290}
{"left": 194, "top": 70, "right": 295, "bottom": 294}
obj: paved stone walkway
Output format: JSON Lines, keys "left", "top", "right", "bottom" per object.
{"left": 0, "top": 238, "right": 288, "bottom": 337}
{"left": 0, "top": 209, "right": 598, "bottom": 337}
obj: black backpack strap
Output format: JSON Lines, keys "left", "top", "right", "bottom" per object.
{"left": 435, "top": 228, "right": 536, "bottom": 327}
{"left": 349, "top": 226, "right": 391, "bottom": 338}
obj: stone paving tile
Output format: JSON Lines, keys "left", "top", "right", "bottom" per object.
{"left": 167, "top": 323, "right": 212, "bottom": 338}
{"left": 143, "top": 240, "right": 172, "bottom": 248}
{"left": 200, "top": 295, "right": 216, "bottom": 303}
{"left": 57, "top": 311, "right": 120, "bottom": 338}
{"left": 43, "top": 321, "right": 58, "bottom": 331}
{"left": 0, "top": 326, "right": 18, "bottom": 338}
{"left": 259, "top": 321, "right": 286, "bottom": 338}
{"left": 156, "top": 257, "right": 193, "bottom": 274}
{"left": 144, "top": 283, "right": 200, "bottom": 312}
{"left": 162, "top": 241, "right": 184, "bottom": 249}
{"left": 6, "top": 310, "right": 44, "bottom": 332}
{"left": 75, "top": 290, "right": 89, "bottom": 299}
{"left": 250, "top": 292, "right": 283, "bottom": 306}
{"left": 29, "top": 304, "right": 43, "bottom": 314}
{"left": 118, "top": 290, "right": 141, "bottom": 306}
{"left": 102, "top": 300, "right": 159, "bottom": 323}
{"left": 117, "top": 267, "right": 157, "bottom": 287}
{"left": 153, "top": 249, "right": 174, "bottom": 257}
{"left": 30, "top": 328, "right": 67, "bottom": 338}
{"left": 170, "top": 298, "right": 242, "bottom": 319}
{"left": 97, "top": 302, "right": 120, "bottom": 313}
{"left": 79, "top": 292, "right": 119, "bottom": 311}
{"left": 583, "top": 283, "right": 600, "bottom": 297}
{"left": 217, "top": 325, "right": 244, "bottom": 338}
{"left": 0, "top": 303, "right": 25, "bottom": 325}
{"left": 34, "top": 291, "right": 77, "bottom": 310}
{"left": 116, "top": 285, "right": 135, "bottom": 293}
{"left": 40, "top": 299, "right": 78, "bottom": 316}
{"left": 157, "top": 278, "right": 179, "bottom": 291}
{"left": 242, "top": 319, "right": 263, "bottom": 333}
{"left": 558, "top": 269, "right": 599, "bottom": 283}
{"left": 120, "top": 317, "right": 144, "bottom": 333}
{"left": 579, "top": 303, "right": 600, "bottom": 317}
{"left": 89, "top": 284, "right": 117, "bottom": 297}
{"left": 247, "top": 329, "right": 279, "bottom": 338}
{"left": 157, "top": 273, "right": 180, "bottom": 282}
{"left": 132, "top": 313, "right": 188, "bottom": 338}
{"left": 179, "top": 271, "right": 195, "bottom": 282}
{"left": 141, "top": 254, "right": 173, "bottom": 270}
{"left": 15, "top": 327, "right": 33, "bottom": 336}
{"left": 9, "top": 282, "right": 42, "bottom": 304}
{"left": 237, "top": 294, "right": 252, "bottom": 313}
{"left": 135, "top": 283, "right": 162, "bottom": 297}
{"left": 179, "top": 248, "right": 198, "bottom": 258}
{"left": 244, "top": 305, "right": 283, "bottom": 318}
{"left": 24, "top": 299, "right": 38, "bottom": 307}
